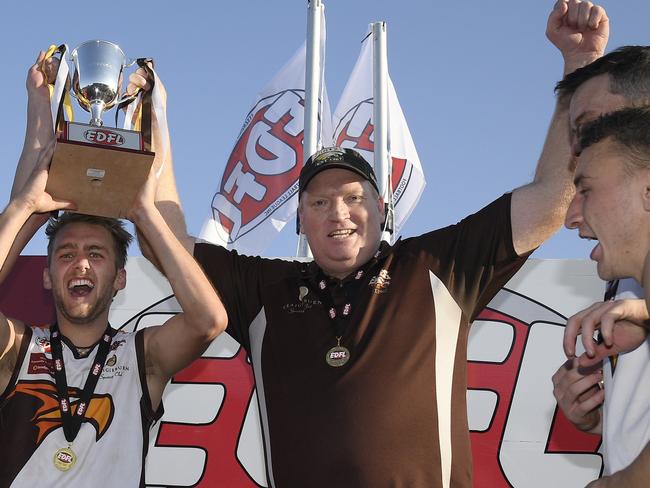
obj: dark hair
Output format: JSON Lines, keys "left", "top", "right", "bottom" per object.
{"left": 45, "top": 213, "right": 133, "bottom": 269}
{"left": 579, "top": 107, "right": 650, "bottom": 172}
{"left": 555, "top": 46, "right": 650, "bottom": 105}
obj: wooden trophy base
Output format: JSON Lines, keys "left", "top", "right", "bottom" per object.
{"left": 46, "top": 123, "right": 155, "bottom": 219}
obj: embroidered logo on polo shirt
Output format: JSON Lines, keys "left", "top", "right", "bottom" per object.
{"left": 282, "top": 286, "right": 322, "bottom": 313}
{"left": 369, "top": 269, "right": 391, "bottom": 294}
{"left": 299, "top": 286, "right": 309, "bottom": 302}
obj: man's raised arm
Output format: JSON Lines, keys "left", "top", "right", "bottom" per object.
{"left": 124, "top": 67, "right": 195, "bottom": 269}
{"left": 510, "top": 0, "right": 608, "bottom": 255}
{"left": 127, "top": 166, "right": 227, "bottom": 408}
{"left": 0, "top": 140, "right": 74, "bottom": 395}
{"left": 0, "top": 52, "right": 60, "bottom": 282}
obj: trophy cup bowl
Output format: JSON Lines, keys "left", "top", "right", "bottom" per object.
{"left": 70, "top": 40, "right": 130, "bottom": 126}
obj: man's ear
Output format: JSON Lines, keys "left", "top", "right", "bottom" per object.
{"left": 643, "top": 170, "right": 650, "bottom": 212}
{"left": 644, "top": 187, "right": 650, "bottom": 212}
{"left": 43, "top": 268, "right": 52, "bottom": 290}
{"left": 114, "top": 268, "right": 127, "bottom": 292}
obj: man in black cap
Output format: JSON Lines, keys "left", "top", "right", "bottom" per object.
{"left": 188, "top": 144, "right": 525, "bottom": 486}
{"left": 152, "top": 119, "right": 573, "bottom": 488}
{"left": 295, "top": 147, "right": 383, "bottom": 281}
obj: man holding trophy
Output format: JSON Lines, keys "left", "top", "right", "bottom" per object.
{"left": 0, "top": 46, "right": 226, "bottom": 486}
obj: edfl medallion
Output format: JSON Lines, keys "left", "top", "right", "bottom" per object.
{"left": 326, "top": 340, "right": 350, "bottom": 367}
{"left": 53, "top": 446, "right": 77, "bottom": 471}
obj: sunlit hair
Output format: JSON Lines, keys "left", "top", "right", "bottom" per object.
{"left": 579, "top": 107, "right": 650, "bottom": 173}
{"left": 45, "top": 213, "right": 133, "bottom": 269}
{"left": 556, "top": 46, "right": 650, "bottom": 105}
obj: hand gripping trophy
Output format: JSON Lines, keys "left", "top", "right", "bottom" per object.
{"left": 45, "top": 40, "right": 161, "bottom": 218}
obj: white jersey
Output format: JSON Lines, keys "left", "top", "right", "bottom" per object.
{"left": 602, "top": 278, "right": 650, "bottom": 475}
{"left": 0, "top": 326, "right": 162, "bottom": 488}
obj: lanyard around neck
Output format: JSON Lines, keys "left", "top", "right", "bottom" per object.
{"left": 49, "top": 323, "right": 114, "bottom": 443}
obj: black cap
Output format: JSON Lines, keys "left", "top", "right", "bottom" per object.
{"left": 298, "top": 146, "right": 379, "bottom": 199}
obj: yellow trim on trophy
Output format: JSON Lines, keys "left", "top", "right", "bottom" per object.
{"left": 42, "top": 45, "right": 58, "bottom": 100}
{"left": 43, "top": 44, "right": 58, "bottom": 60}
{"left": 134, "top": 108, "right": 142, "bottom": 132}
{"left": 63, "top": 93, "right": 74, "bottom": 122}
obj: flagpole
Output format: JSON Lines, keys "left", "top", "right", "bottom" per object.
{"left": 304, "top": 0, "right": 322, "bottom": 161}
{"left": 297, "top": 0, "right": 324, "bottom": 258}
{"left": 372, "top": 21, "right": 393, "bottom": 243}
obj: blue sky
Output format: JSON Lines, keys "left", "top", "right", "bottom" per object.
{"left": 2, "top": 1, "right": 649, "bottom": 259}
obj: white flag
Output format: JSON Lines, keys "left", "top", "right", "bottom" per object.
{"left": 200, "top": 15, "right": 331, "bottom": 254}
{"left": 332, "top": 32, "right": 425, "bottom": 237}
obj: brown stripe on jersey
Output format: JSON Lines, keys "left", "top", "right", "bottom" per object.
{"left": 135, "top": 329, "right": 164, "bottom": 487}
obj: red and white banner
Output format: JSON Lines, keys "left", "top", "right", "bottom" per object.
{"left": 332, "top": 32, "right": 425, "bottom": 237}
{"left": 200, "top": 14, "right": 332, "bottom": 254}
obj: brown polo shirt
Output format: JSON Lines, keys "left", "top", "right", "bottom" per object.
{"left": 195, "top": 193, "right": 528, "bottom": 487}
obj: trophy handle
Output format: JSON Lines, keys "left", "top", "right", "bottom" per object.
{"left": 116, "top": 56, "right": 151, "bottom": 105}
{"left": 67, "top": 51, "right": 77, "bottom": 101}
{"left": 115, "top": 58, "right": 140, "bottom": 104}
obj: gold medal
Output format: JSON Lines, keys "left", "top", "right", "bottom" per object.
{"left": 53, "top": 446, "right": 77, "bottom": 471}
{"left": 326, "top": 345, "right": 350, "bottom": 367}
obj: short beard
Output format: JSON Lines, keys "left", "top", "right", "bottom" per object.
{"left": 52, "top": 286, "right": 114, "bottom": 326}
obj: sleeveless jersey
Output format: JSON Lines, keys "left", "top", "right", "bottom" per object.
{"left": 0, "top": 326, "right": 162, "bottom": 487}
{"left": 602, "top": 279, "right": 650, "bottom": 474}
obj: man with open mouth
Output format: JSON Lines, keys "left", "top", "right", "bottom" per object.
{"left": 558, "top": 107, "right": 650, "bottom": 487}
{"left": 0, "top": 54, "right": 227, "bottom": 486}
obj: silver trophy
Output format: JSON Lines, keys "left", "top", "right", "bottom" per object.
{"left": 70, "top": 40, "right": 134, "bottom": 126}
{"left": 46, "top": 40, "right": 155, "bottom": 218}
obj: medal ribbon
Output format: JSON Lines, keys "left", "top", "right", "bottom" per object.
{"left": 41, "top": 43, "right": 73, "bottom": 133}
{"left": 312, "top": 244, "right": 387, "bottom": 343}
{"left": 50, "top": 323, "right": 114, "bottom": 443}
{"left": 306, "top": 246, "right": 388, "bottom": 367}
{"left": 315, "top": 268, "right": 369, "bottom": 342}
{"left": 117, "top": 58, "right": 170, "bottom": 176}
